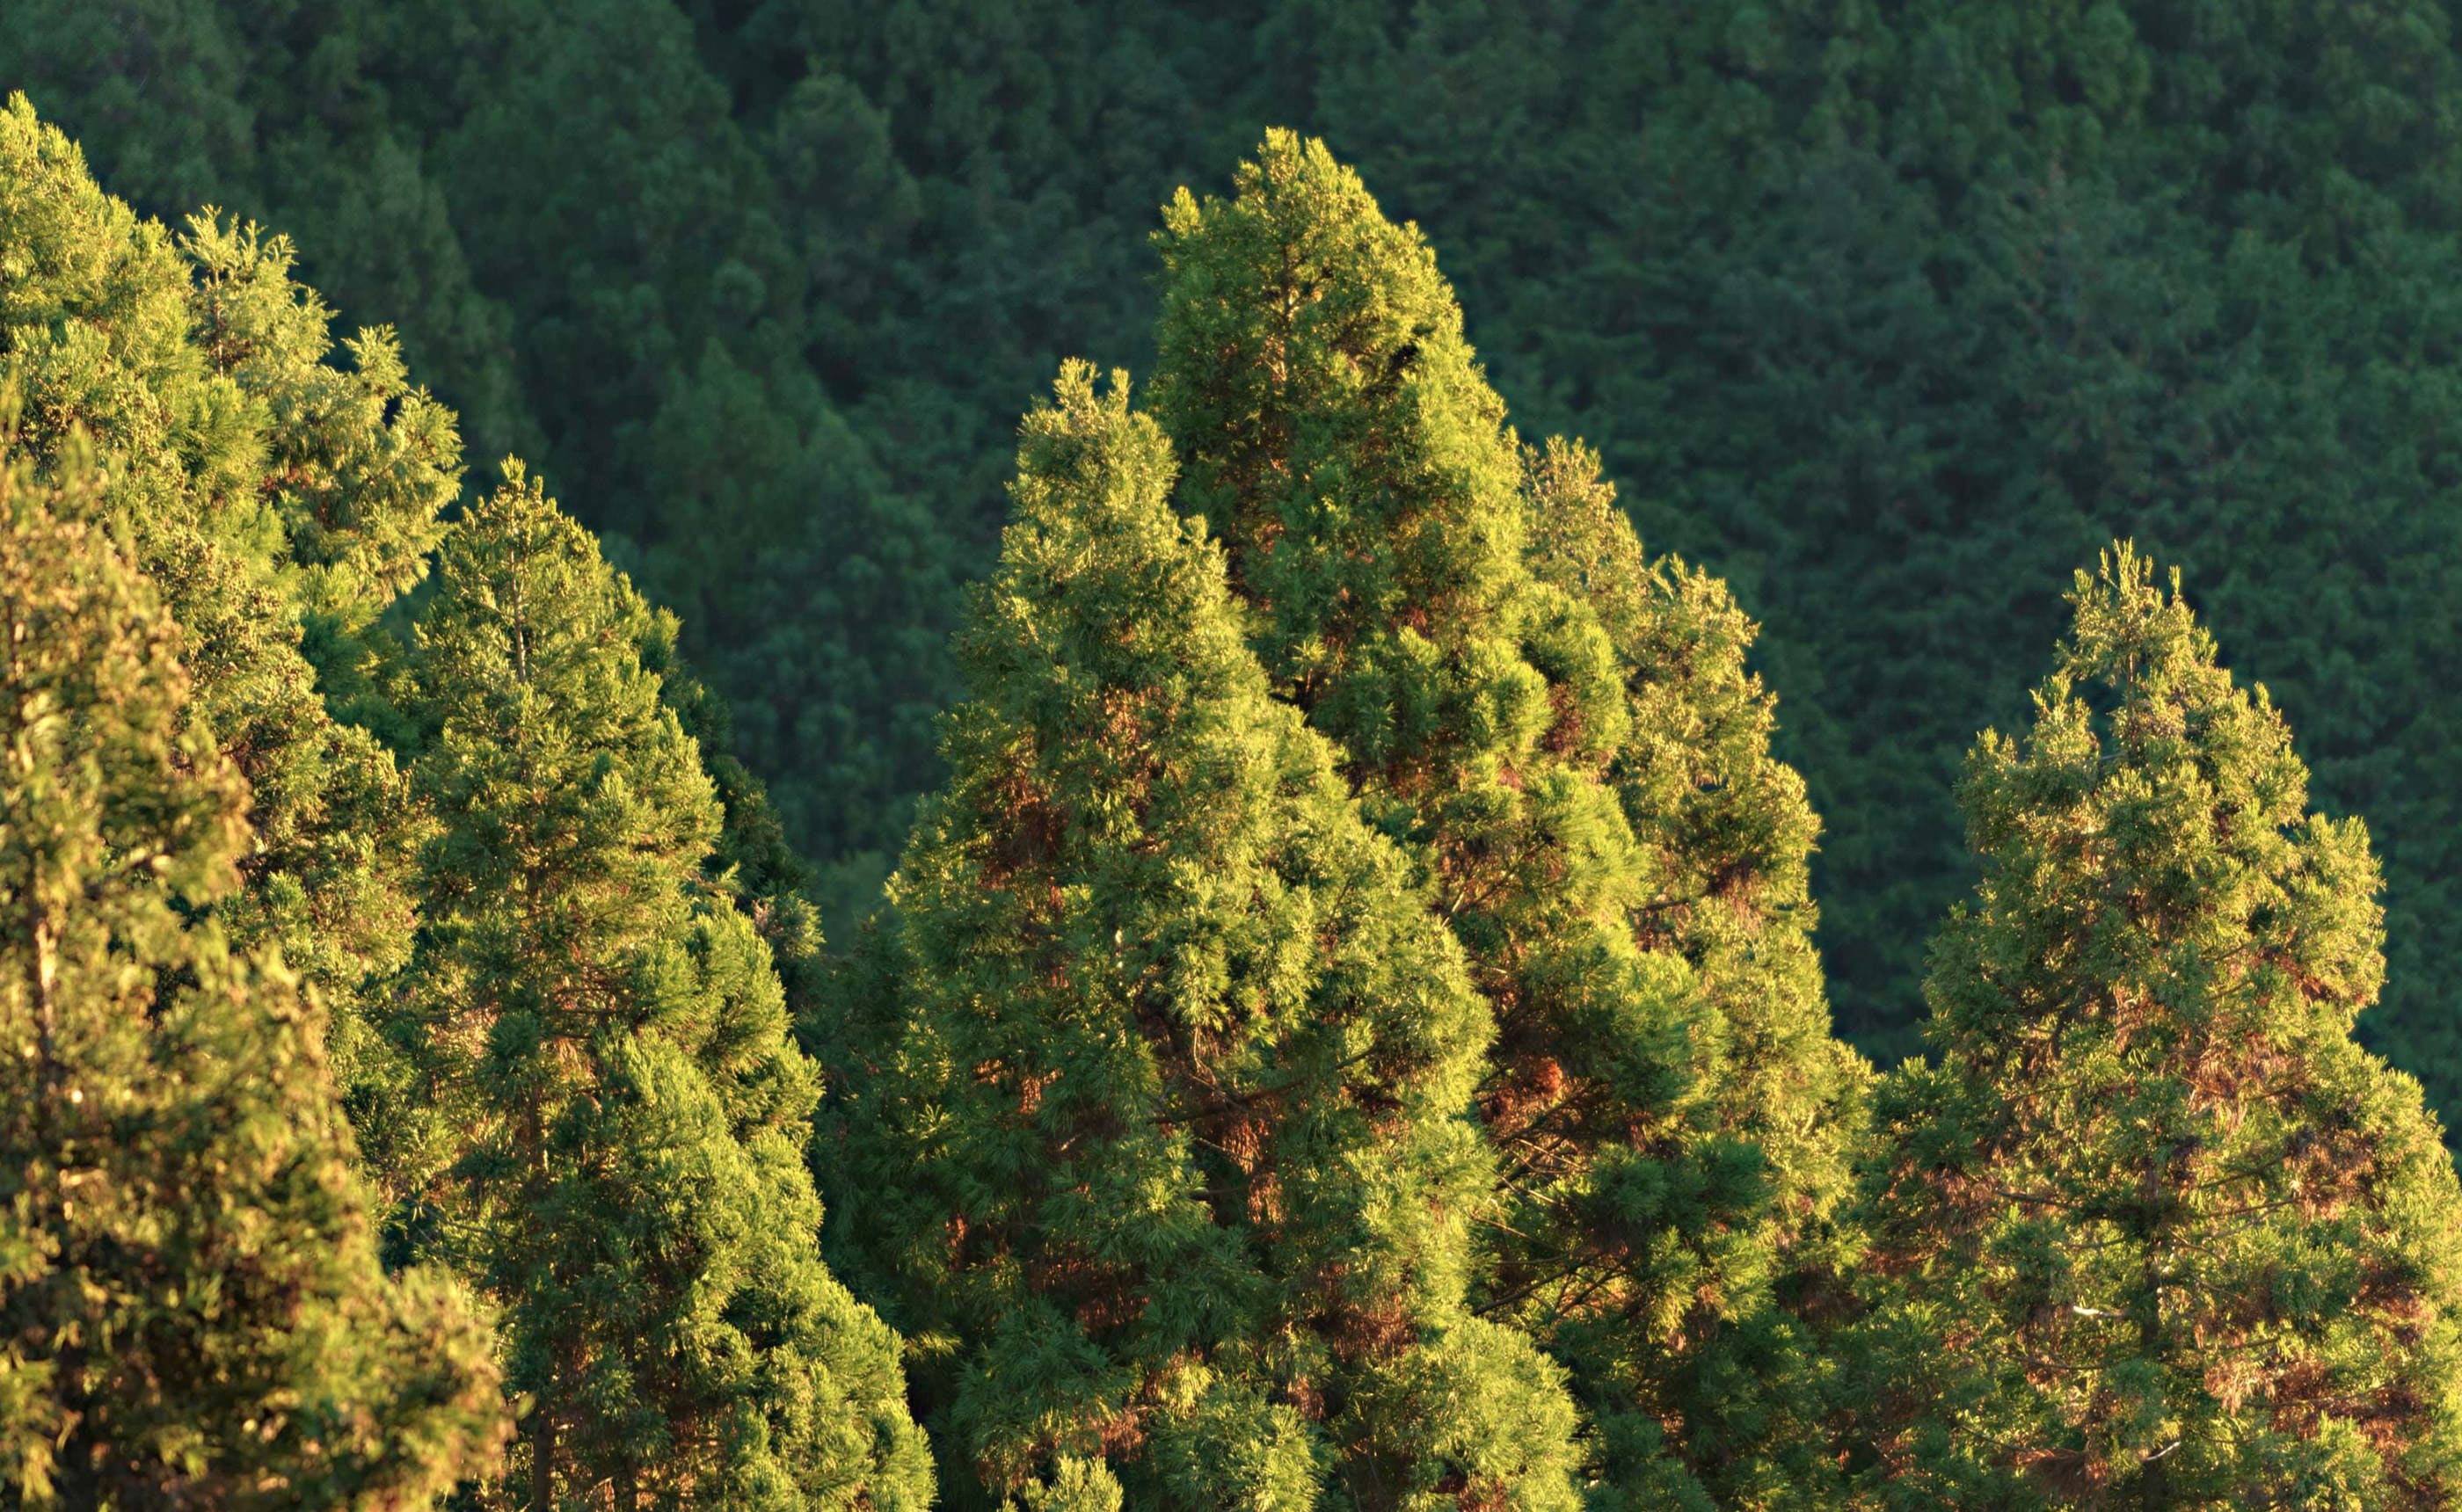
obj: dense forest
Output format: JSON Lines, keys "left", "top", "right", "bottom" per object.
{"left": 22, "top": 0, "right": 2462, "bottom": 1095}
{"left": 7, "top": 1, "right": 2462, "bottom": 1507}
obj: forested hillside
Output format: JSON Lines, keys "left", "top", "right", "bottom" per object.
{"left": 16, "top": 0, "right": 2462, "bottom": 1107}
{"left": 10, "top": 22, "right": 2462, "bottom": 1501}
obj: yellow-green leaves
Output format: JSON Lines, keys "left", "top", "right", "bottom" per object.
{"left": 1854, "top": 544, "right": 2462, "bottom": 1508}
{"left": 1156, "top": 133, "right": 1863, "bottom": 1512}
{"left": 847, "top": 362, "right": 1583, "bottom": 1509}
{"left": 400, "top": 470, "right": 932, "bottom": 1510}
{"left": 0, "top": 454, "right": 507, "bottom": 1508}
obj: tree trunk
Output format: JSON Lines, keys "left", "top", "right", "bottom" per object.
{"left": 530, "top": 1401, "right": 556, "bottom": 1512}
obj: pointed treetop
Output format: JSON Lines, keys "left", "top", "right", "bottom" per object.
{"left": 957, "top": 360, "right": 1241, "bottom": 709}
{"left": 1855, "top": 542, "right": 2462, "bottom": 1507}
{"left": 1153, "top": 129, "right": 1543, "bottom": 769}
{"left": 846, "top": 359, "right": 1584, "bottom": 1510}
{"left": 398, "top": 460, "right": 931, "bottom": 1510}
{"left": 419, "top": 459, "right": 717, "bottom": 848}
{"left": 1934, "top": 539, "right": 2378, "bottom": 1057}
{"left": 1152, "top": 134, "right": 1864, "bottom": 1508}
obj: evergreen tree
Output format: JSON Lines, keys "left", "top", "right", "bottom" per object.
{"left": 1283, "top": 0, "right": 2462, "bottom": 1098}
{"left": 1521, "top": 437, "right": 1868, "bottom": 1508}
{"left": 0, "top": 96, "right": 448, "bottom": 1199}
{"left": 1850, "top": 545, "right": 2462, "bottom": 1508}
{"left": 180, "top": 209, "right": 460, "bottom": 629}
{"left": 1522, "top": 438, "right": 1846, "bottom": 1183}
{"left": 834, "top": 362, "right": 1581, "bottom": 1510}
{"left": 398, "top": 468, "right": 930, "bottom": 1510}
{"left": 1151, "top": 132, "right": 1863, "bottom": 1507}
{"left": 0, "top": 451, "right": 506, "bottom": 1507}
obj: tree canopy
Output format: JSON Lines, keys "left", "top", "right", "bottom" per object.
{"left": 19, "top": 3, "right": 2462, "bottom": 1125}
{"left": 1152, "top": 131, "right": 1864, "bottom": 1507}
{"left": 8, "top": 17, "right": 2462, "bottom": 1508}
{"left": 392, "top": 469, "right": 933, "bottom": 1510}
{"left": 0, "top": 448, "right": 506, "bottom": 1509}
{"left": 830, "top": 362, "right": 1582, "bottom": 1510}
{"left": 1852, "top": 549, "right": 2462, "bottom": 1508}
{"left": 0, "top": 91, "right": 928, "bottom": 1510}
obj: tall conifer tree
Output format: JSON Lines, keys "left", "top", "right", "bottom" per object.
{"left": 0, "top": 453, "right": 506, "bottom": 1507}
{"left": 1521, "top": 438, "right": 1846, "bottom": 1175}
{"left": 0, "top": 97, "right": 452, "bottom": 1197}
{"left": 1151, "top": 132, "right": 1862, "bottom": 1506}
{"left": 834, "top": 364, "right": 1582, "bottom": 1510}
{"left": 398, "top": 469, "right": 930, "bottom": 1511}
{"left": 1521, "top": 437, "right": 1867, "bottom": 1505}
{"left": 1852, "top": 546, "right": 2462, "bottom": 1507}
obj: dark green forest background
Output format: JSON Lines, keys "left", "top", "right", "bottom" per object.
{"left": 19, "top": 0, "right": 2462, "bottom": 1102}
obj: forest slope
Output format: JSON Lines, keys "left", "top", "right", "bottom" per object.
{"left": 18, "top": 0, "right": 2462, "bottom": 1114}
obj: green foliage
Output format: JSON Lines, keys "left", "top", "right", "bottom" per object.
{"left": 2, "top": 0, "right": 534, "bottom": 466}
{"left": 1849, "top": 546, "right": 2462, "bottom": 1508}
{"left": 834, "top": 362, "right": 1580, "bottom": 1510}
{"left": 13, "top": 25, "right": 2462, "bottom": 1512}
{"left": 1285, "top": 0, "right": 2462, "bottom": 1104}
{"left": 0, "top": 454, "right": 507, "bottom": 1508}
{"left": 2, "top": 0, "right": 1287, "bottom": 927}
{"left": 636, "top": 604, "right": 832, "bottom": 1009}
{"left": 1151, "top": 133, "right": 1863, "bottom": 1508}
{"left": 182, "top": 210, "right": 460, "bottom": 627}
{"left": 25, "top": 3, "right": 2462, "bottom": 1132}
{"left": 0, "top": 94, "right": 446, "bottom": 1192}
{"left": 1521, "top": 439, "right": 1871, "bottom": 1510}
{"left": 397, "top": 470, "right": 931, "bottom": 1509}
{"left": 0, "top": 91, "right": 928, "bottom": 1508}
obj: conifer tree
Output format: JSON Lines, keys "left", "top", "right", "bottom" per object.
{"left": 1851, "top": 546, "right": 2462, "bottom": 1508}
{"left": 0, "top": 97, "right": 448, "bottom": 1198}
{"left": 1151, "top": 132, "right": 1862, "bottom": 1506}
{"left": 1522, "top": 437, "right": 1868, "bottom": 1505}
{"left": 399, "top": 468, "right": 930, "bottom": 1511}
{"left": 0, "top": 453, "right": 506, "bottom": 1507}
{"left": 1521, "top": 438, "right": 1846, "bottom": 1172}
{"left": 179, "top": 208, "right": 460, "bottom": 629}
{"left": 835, "top": 363, "right": 1581, "bottom": 1510}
